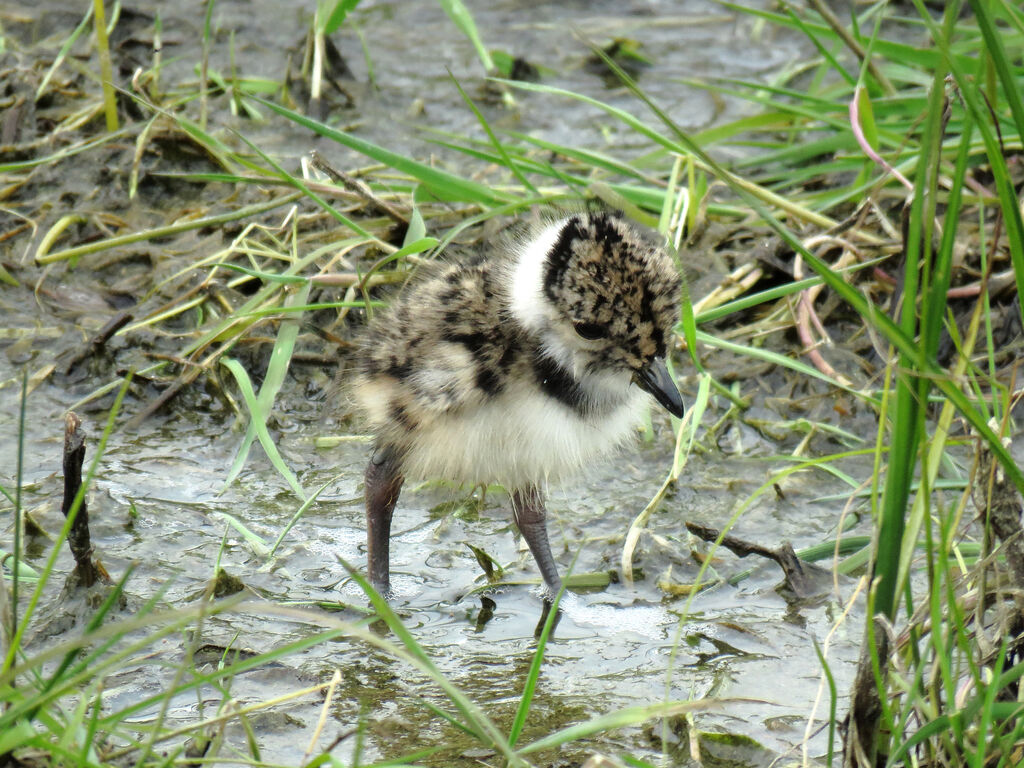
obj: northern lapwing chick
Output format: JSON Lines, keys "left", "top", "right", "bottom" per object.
{"left": 352, "top": 210, "right": 684, "bottom": 596}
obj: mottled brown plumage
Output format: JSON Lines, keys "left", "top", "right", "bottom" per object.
{"left": 351, "top": 210, "right": 684, "bottom": 595}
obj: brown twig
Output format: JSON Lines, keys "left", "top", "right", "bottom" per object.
{"left": 63, "top": 311, "right": 133, "bottom": 375}
{"left": 124, "top": 367, "right": 202, "bottom": 430}
{"left": 685, "top": 521, "right": 830, "bottom": 598}
{"left": 945, "top": 268, "right": 1018, "bottom": 299}
{"left": 309, "top": 270, "right": 409, "bottom": 287}
{"left": 309, "top": 150, "right": 409, "bottom": 226}
{"left": 62, "top": 413, "right": 102, "bottom": 587}
{"left": 792, "top": 235, "right": 860, "bottom": 386}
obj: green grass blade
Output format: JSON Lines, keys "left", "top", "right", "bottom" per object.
{"left": 940, "top": 1, "right": 1024, "bottom": 328}
{"left": 322, "top": 0, "right": 361, "bottom": 34}
{"left": 36, "top": 193, "right": 302, "bottom": 264}
{"left": 507, "top": 578, "right": 568, "bottom": 746}
{"left": 254, "top": 97, "right": 510, "bottom": 205}
{"left": 220, "top": 358, "right": 306, "bottom": 500}
{"left": 438, "top": 0, "right": 494, "bottom": 72}
{"left": 811, "top": 637, "right": 838, "bottom": 766}
{"left": 267, "top": 479, "right": 335, "bottom": 558}
{"left": 695, "top": 331, "right": 871, "bottom": 402}
{"left": 449, "top": 74, "right": 536, "bottom": 196}
{"left": 969, "top": 0, "right": 1024, "bottom": 143}
{"left": 871, "top": 21, "right": 950, "bottom": 621}
{"left": 0, "top": 721, "right": 37, "bottom": 753}
{"left": 213, "top": 512, "right": 270, "bottom": 556}
{"left": 517, "top": 700, "right": 712, "bottom": 755}
{"left": 785, "top": 5, "right": 856, "bottom": 88}
{"left": 36, "top": 6, "right": 94, "bottom": 100}
{"left": 222, "top": 278, "right": 310, "bottom": 493}
{"left": 503, "top": 130, "right": 653, "bottom": 180}
{"left": 10, "top": 371, "right": 27, "bottom": 658}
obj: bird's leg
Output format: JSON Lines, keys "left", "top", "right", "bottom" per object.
{"left": 511, "top": 486, "right": 563, "bottom": 594}
{"left": 534, "top": 595, "right": 563, "bottom": 640}
{"left": 364, "top": 446, "right": 404, "bottom": 595}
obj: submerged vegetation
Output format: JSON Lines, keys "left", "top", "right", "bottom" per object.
{"left": 2, "top": 0, "right": 1024, "bottom": 766}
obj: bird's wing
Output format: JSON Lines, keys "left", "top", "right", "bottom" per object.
{"left": 403, "top": 341, "right": 490, "bottom": 416}
{"left": 357, "top": 260, "right": 517, "bottom": 426}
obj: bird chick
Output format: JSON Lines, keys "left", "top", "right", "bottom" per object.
{"left": 352, "top": 210, "right": 684, "bottom": 596}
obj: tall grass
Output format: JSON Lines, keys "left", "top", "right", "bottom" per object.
{"left": 703, "top": 2, "right": 1023, "bottom": 764}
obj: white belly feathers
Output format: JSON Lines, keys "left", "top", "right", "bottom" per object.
{"left": 400, "top": 382, "right": 648, "bottom": 488}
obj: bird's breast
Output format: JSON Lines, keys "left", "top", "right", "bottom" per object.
{"left": 400, "top": 380, "right": 646, "bottom": 489}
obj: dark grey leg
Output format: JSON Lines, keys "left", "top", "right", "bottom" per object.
{"left": 511, "top": 486, "right": 563, "bottom": 594}
{"left": 534, "top": 596, "right": 563, "bottom": 640}
{"left": 364, "top": 447, "right": 404, "bottom": 595}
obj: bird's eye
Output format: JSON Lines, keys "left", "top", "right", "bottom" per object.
{"left": 573, "top": 321, "right": 608, "bottom": 341}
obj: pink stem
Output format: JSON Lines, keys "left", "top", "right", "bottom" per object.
{"left": 850, "top": 85, "right": 914, "bottom": 191}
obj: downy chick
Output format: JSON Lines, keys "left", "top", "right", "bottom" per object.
{"left": 352, "top": 210, "right": 683, "bottom": 595}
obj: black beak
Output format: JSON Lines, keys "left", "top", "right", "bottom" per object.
{"left": 633, "top": 357, "right": 684, "bottom": 418}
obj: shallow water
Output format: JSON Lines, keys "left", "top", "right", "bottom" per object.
{"left": 2, "top": 393, "right": 868, "bottom": 764}
{"left": 1, "top": 0, "right": 878, "bottom": 764}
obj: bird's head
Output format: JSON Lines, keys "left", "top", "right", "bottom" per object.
{"left": 510, "top": 211, "right": 685, "bottom": 417}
